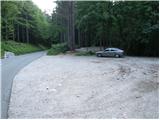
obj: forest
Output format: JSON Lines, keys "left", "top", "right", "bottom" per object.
{"left": 1, "top": 1, "right": 159, "bottom": 56}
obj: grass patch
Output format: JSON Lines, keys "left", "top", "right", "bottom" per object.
{"left": 47, "top": 43, "right": 68, "bottom": 55}
{"left": 0, "top": 43, "right": 4, "bottom": 58}
{"left": 1, "top": 41, "right": 43, "bottom": 58}
{"left": 75, "top": 51, "right": 95, "bottom": 56}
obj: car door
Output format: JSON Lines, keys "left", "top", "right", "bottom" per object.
{"left": 104, "top": 48, "right": 110, "bottom": 56}
{"left": 110, "top": 48, "right": 116, "bottom": 56}
{"left": 108, "top": 48, "right": 114, "bottom": 56}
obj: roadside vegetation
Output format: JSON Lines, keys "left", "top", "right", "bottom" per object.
{"left": 47, "top": 43, "right": 68, "bottom": 55}
{"left": 75, "top": 51, "right": 95, "bottom": 56}
{"left": 53, "top": 1, "right": 158, "bottom": 56}
{"left": 1, "top": 1, "right": 52, "bottom": 46}
{"left": 1, "top": 1, "right": 158, "bottom": 57}
{"left": 1, "top": 1, "right": 51, "bottom": 54}
{"left": 1, "top": 41, "right": 45, "bottom": 58}
{"left": 1, "top": 1, "right": 50, "bottom": 58}
{"left": 0, "top": 43, "right": 5, "bottom": 58}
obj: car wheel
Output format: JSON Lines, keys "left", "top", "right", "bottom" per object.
{"left": 115, "top": 54, "right": 120, "bottom": 58}
{"left": 97, "top": 53, "right": 102, "bottom": 57}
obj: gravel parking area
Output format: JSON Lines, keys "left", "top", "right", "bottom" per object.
{"left": 8, "top": 55, "right": 159, "bottom": 118}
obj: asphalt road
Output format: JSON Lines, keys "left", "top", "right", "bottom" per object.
{"left": 1, "top": 51, "right": 46, "bottom": 118}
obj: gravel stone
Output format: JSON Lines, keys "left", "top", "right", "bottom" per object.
{"left": 8, "top": 55, "right": 159, "bottom": 118}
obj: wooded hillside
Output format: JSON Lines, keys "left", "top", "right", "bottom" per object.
{"left": 1, "top": 1, "right": 159, "bottom": 56}
{"left": 1, "top": 1, "right": 51, "bottom": 46}
{"left": 53, "top": 1, "right": 159, "bottom": 56}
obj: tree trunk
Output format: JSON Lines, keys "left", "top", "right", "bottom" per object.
{"left": 5, "top": 20, "right": 8, "bottom": 40}
{"left": 17, "top": 23, "right": 20, "bottom": 42}
{"left": 72, "top": 1, "right": 75, "bottom": 50}
{"left": 12, "top": 21, "right": 15, "bottom": 41}
{"left": 22, "top": 27, "right": 25, "bottom": 42}
{"left": 26, "top": 15, "right": 29, "bottom": 43}
{"left": 67, "top": 5, "right": 70, "bottom": 47}
{"left": 12, "top": 29, "right": 15, "bottom": 41}
{"left": 68, "top": 1, "right": 75, "bottom": 51}
{"left": 102, "top": 24, "right": 105, "bottom": 49}
{"left": 78, "top": 29, "right": 81, "bottom": 47}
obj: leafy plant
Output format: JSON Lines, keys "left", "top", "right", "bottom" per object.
{"left": 75, "top": 51, "right": 95, "bottom": 56}
{"left": 1, "top": 41, "right": 43, "bottom": 58}
{"left": 47, "top": 43, "right": 69, "bottom": 55}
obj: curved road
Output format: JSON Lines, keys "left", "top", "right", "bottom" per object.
{"left": 1, "top": 51, "right": 46, "bottom": 118}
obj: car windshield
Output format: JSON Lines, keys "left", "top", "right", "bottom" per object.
{"left": 105, "top": 48, "right": 121, "bottom": 51}
{"left": 111, "top": 48, "right": 120, "bottom": 51}
{"left": 105, "top": 49, "right": 109, "bottom": 51}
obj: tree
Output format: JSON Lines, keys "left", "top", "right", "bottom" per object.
{"left": 68, "top": 1, "right": 75, "bottom": 50}
{"left": 1, "top": 1, "right": 52, "bottom": 47}
{"left": 52, "top": 1, "right": 75, "bottom": 50}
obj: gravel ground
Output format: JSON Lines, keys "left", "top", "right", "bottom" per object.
{"left": 8, "top": 55, "right": 159, "bottom": 118}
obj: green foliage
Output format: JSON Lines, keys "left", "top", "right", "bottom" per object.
{"left": 38, "top": 44, "right": 48, "bottom": 50}
{"left": 1, "top": 41, "right": 42, "bottom": 57}
{"left": 1, "top": 1, "right": 52, "bottom": 47}
{"left": 2, "top": 1, "right": 158, "bottom": 57}
{"left": 75, "top": 1, "right": 159, "bottom": 56}
{"left": 0, "top": 42, "right": 5, "bottom": 58}
{"left": 75, "top": 51, "right": 95, "bottom": 56}
{"left": 47, "top": 43, "right": 69, "bottom": 55}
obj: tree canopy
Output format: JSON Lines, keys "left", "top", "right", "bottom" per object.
{"left": 52, "top": 1, "right": 158, "bottom": 56}
{"left": 1, "top": 1, "right": 52, "bottom": 46}
{"left": 1, "top": 1, "right": 159, "bottom": 56}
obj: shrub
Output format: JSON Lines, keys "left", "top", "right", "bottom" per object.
{"left": 75, "top": 51, "right": 95, "bottom": 56}
{"left": 47, "top": 43, "right": 68, "bottom": 55}
{"left": 1, "top": 41, "right": 43, "bottom": 58}
{"left": 0, "top": 42, "right": 4, "bottom": 58}
{"left": 38, "top": 44, "right": 48, "bottom": 50}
